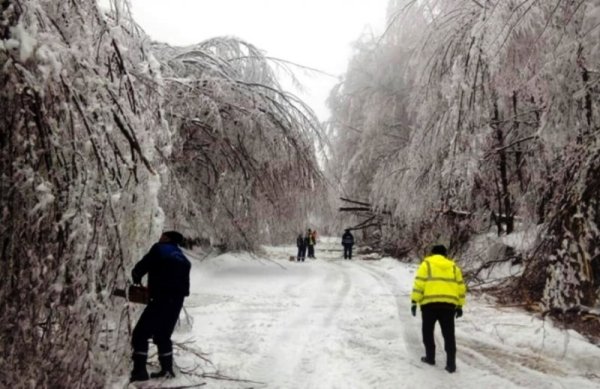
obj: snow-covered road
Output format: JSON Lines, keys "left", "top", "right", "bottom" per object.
{"left": 172, "top": 238, "right": 600, "bottom": 389}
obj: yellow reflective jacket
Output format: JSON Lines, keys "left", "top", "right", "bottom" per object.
{"left": 410, "top": 254, "right": 466, "bottom": 307}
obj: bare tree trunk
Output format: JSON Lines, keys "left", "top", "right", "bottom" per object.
{"left": 577, "top": 45, "right": 593, "bottom": 132}
{"left": 512, "top": 92, "right": 527, "bottom": 193}
{"left": 493, "top": 100, "right": 514, "bottom": 234}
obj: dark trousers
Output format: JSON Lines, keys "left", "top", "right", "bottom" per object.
{"left": 307, "top": 245, "right": 314, "bottom": 258}
{"left": 343, "top": 244, "right": 353, "bottom": 259}
{"left": 297, "top": 246, "right": 306, "bottom": 261}
{"left": 132, "top": 296, "right": 184, "bottom": 357}
{"left": 421, "top": 303, "right": 456, "bottom": 367}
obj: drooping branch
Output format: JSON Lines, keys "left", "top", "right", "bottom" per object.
{"left": 339, "top": 207, "right": 372, "bottom": 212}
{"left": 339, "top": 197, "right": 372, "bottom": 207}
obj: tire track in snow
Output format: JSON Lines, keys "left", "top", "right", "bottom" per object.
{"left": 347, "top": 260, "right": 425, "bottom": 388}
{"left": 352, "top": 260, "right": 405, "bottom": 316}
{"left": 248, "top": 259, "right": 352, "bottom": 388}
{"left": 321, "top": 261, "right": 352, "bottom": 326}
{"left": 290, "top": 262, "right": 352, "bottom": 388}
{"left": 287, "top": 260, "right": 352, "bottom": 387}
{"left": 351, "top": 260, "right": 423, "bottom": 358}
{"left": 301, "top": 258, "right": 397, "bottom": 389}
{"left": 456, "top": 336, "right": 600, "bottom": 388}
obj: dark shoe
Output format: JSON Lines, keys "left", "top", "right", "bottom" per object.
{"left": 446, "top": 352, "right": 456, "bottom": 373}
{"left": 130, "top": 370, "right": 149, "bottom": 382}
{"left": 150, "top": 354, "right": 175, "bottom": 379}
{"left": 130, "top": 354, "right": 149, "bottom": 382}
{"left": 150, "top": 369, "right": 175, "bottom": 379}
{"left": 420, "top": 356, "right": 435, "bottom": 365}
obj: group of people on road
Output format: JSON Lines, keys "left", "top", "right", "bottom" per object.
{"left": 295, "top": 228, "right": 318, "bottom": 261}
{"left": 128, "top": 228, "right": 465, "bottom": 383}
{"left": 295, "top": 228, "right": 355, "bottom": 261}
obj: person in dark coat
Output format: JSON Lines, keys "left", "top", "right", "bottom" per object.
{"left": 341, "top": 229, "right": 354, "bottom": 259}
{"left": 130, "top": 231, "right": 191, "bottom": 382}
{"left": 296, "top": 233, "right": 307, "bottom": 261}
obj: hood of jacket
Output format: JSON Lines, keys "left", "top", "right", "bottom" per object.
{"left": 424, "top": 254, "right": 455, "bottom": 269}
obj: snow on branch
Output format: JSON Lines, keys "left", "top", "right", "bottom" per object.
{"left": 0, "top": 1, "right": 325, "bottom": 386}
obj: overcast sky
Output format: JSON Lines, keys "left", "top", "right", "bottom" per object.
{"left": 128, "top": 0, "right": 389, "bottom": 121}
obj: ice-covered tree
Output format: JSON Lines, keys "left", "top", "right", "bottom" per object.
{"left": 153, "top": 37, "right": 323, "bottom": 250}
{"left": 327, "top": 0, "right": 600, "bottom": 311}
{"left": 0, "top": 0, "right": 168, "bottom": 386}
{"left": 325, "top": 29, "right": 416, "bottom": 248}
{"left": 0, "top": 0, "right": 324, "bottom": 386}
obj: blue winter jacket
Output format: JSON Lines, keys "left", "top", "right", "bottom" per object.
{"left": 342, "top": 232, "right": 354, "bottom": 245}
{"left": 132, "top": 242, "right": 191, "bottom": 299}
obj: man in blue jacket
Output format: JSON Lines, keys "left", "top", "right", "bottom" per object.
{"left": 130, "top": 231, "right": 191, "bottom": 382}
{"left": 341, "top": 229, "right": 354, "bottom": 260}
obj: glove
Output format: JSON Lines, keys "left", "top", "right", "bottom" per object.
{"left": 411, "top": 302, "right": 417, "bottom": 317}
{"left": 455, "top": 307, "right": 463, "bottom": 319}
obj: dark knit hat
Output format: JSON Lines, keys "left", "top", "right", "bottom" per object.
{"left": 431, "top": 244, "right": 447, "bottom": 256}
{"left": 163, "top": 231, "right": 184, "bottom": 245}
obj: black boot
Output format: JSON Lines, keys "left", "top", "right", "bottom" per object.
{"left": 420, "top": 356, "right": 435, "bottom": 365}
{"left": 130, "top": 354, "right": 149, "bottom": 382}
{"left": 445, "top": 352, "right": 456, "bottom": 373}
{"left": 150, "top": 354, "right": 175, "bottom": 379}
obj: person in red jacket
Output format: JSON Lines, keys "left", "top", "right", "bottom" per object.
{"left": 306, "top": 229, "right": 315, "bottom": 258}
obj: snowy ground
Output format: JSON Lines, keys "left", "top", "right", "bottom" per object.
{"left": 126, "top": 237, "right": 600, "bottom": 389}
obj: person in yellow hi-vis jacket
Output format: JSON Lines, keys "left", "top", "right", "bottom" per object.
{"left": 410, "top": 244, "right": 466, "bottom": 373}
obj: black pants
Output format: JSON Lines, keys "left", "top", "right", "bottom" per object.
{"left": 132, "top": 296, "right": 184, "bottom": 357}
{"left": 421, "top": 303, "right": 456, "bottom": 367}
{"left": 307, "top": 245, "right": 314, "bottom": 258}
{"left": 343, "top": 244, "right": 353, "bottom": 259}
{"left": 297, "top": 246, "right": 306, "bottom": 261}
